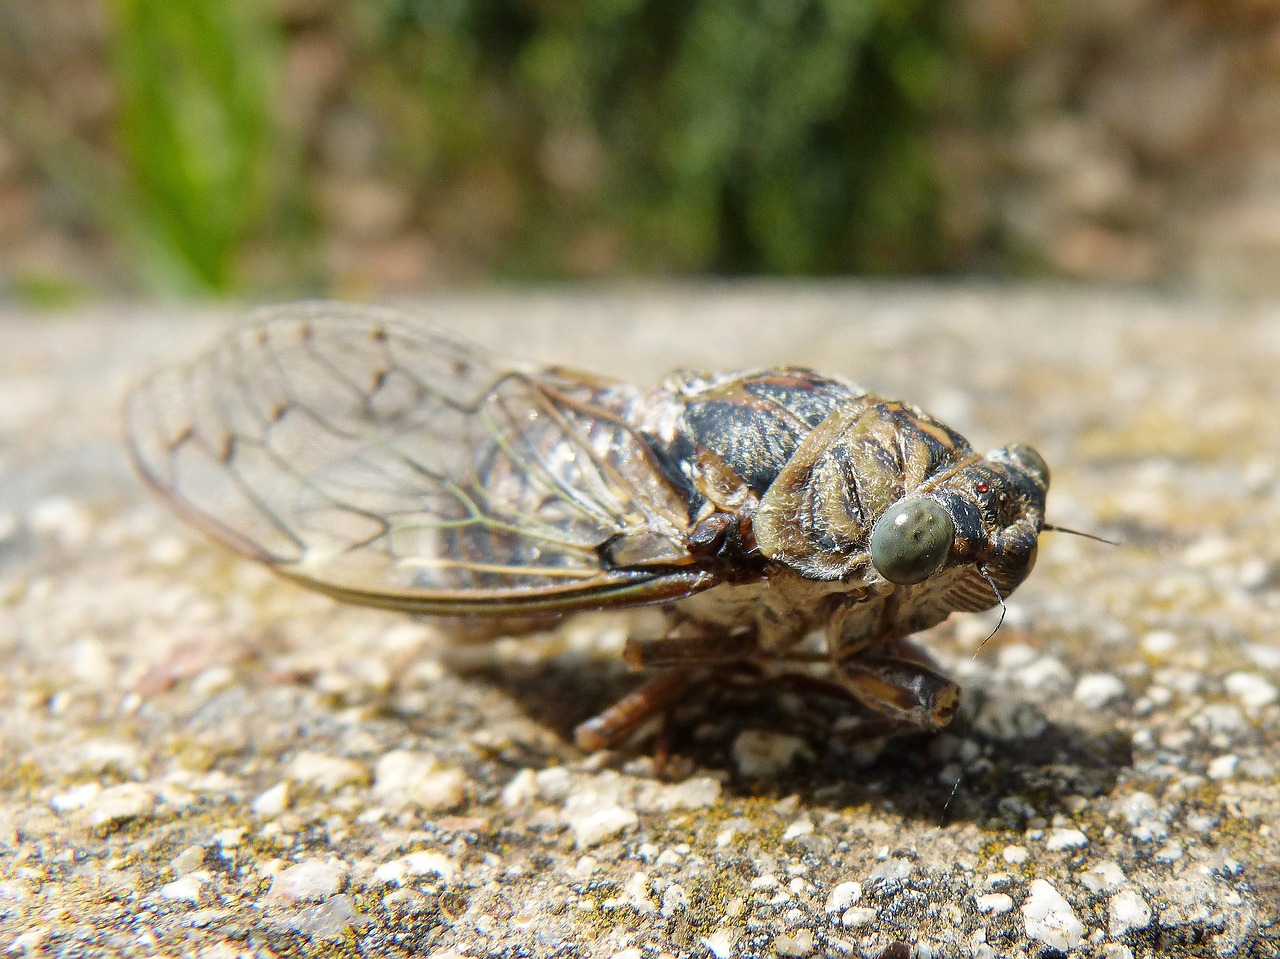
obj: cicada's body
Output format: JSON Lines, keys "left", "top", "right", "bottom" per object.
{"left": 127, "top": 303, "right": 1050, "bottom": 749}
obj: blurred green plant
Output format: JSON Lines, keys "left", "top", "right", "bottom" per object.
{"left": 376, "top": 0, "right": 953, "bottom": 277}
{"left": 107, "top": 0, "right": 284, "bottom": 292}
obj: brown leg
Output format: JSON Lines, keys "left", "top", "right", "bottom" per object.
{"left": 573, "top": 669, "right": 703, "bottom": 751}
{"left": 623, "top": 628, "right": 755, "bottom": 668}
{"left": 833, "top": 649, "right": 961, "bottom": 732}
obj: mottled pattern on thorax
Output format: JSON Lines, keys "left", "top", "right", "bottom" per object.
{"left": 632, "top": 368, "right": 860, "bottom": 508}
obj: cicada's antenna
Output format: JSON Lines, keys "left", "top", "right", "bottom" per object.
{"left": 1042, "top": 523, "right": 1119, "bottom": 546}
{"left": 973, "top": 565, "right": 1007, "bottom": 657}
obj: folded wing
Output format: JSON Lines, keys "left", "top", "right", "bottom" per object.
{"left": 126, "top": 303, "right": 717, "bottom": 614}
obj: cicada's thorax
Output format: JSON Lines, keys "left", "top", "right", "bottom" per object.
{"left": 630, "top": 366, "right": 1048, "bottom": 655}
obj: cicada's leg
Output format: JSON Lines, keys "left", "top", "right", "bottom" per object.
{"left": 623, "top": 626, "right": 756, "bottom": 668}
{"left": 574, "top": 669, "right": 704, "bottom": 751}
{"left": 832, "top": 645, "right": 961, "bottom": 732}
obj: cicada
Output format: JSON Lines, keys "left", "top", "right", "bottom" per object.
{"left": 126, "top": 302, "right": 1051, "bottom": 750}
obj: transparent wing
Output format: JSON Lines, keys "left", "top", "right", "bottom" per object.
{"left": 125, "top": 302, "right": 718, "bottom": 614}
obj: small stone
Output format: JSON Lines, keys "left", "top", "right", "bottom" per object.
{"left": 700, "top": 928, "right": 738, "bottom": 959}
{"left": 1045, "top": 828, "right": 1089, "bottom": 850}
{"left": 30, "top": 497, "right": 93, "bottom": 549}
{"left": 976, "top": 893, "right": 1013, "bottom": 915}
{"left": 639, "top": 776, "right": 722, "bottom": 811}
{"left": 1022, "top": 878, "right": 1086, "bottom": 951}
{"left": 570, "top": 805, "right": 638, "bottom": 848}
{"left": 825, "top": 881, "right": 861, "bottom": 913}
{"left": 1079, "top": 860, "right": 1125, "bottom": 893}
{"left": 1099, "top": 946, "right": 1135, "bottom": 959}
{"left": 660, "top": 882, "right": 688, "bottom": 916}
{"left": 783, "top": 817, "right": 814, "bottom": 840}
{"left": 1114, "top": 791, "right": 1158, "bottom": 825}
{"left": 383, "top": 888, "right": 433, "bottom": 915}
{"left": 1073, "top": 673, "right": 1126, "bottom": 709}
{"left": 85, "top": 783, "right": 155, "bottom": 832}
{"left": 774, "top": 928, "right": 815, "bottom": 956}
{"left": 289, "top": 752, "right": 367, "bottom": 792}
{"left": 534, "top": 766, "right": 573, "bottom": 800}
{"left": 252, "top": 781, "right": 291, "bottom": 818}
{"left": 1002, "top": 845, "right": 1029, "bottom": 864}
{"left": 271, "top": 858, "right": 347, "bottom": 902}
{"left": 1207, "top": 754, "right": 1238, "bottom": 780}
{"left": 374, "top": 850, "right": 458, "bottom": 885}
{"left": 157, "top": 873, "right": 206, "bottom": 903}
{"left": 170, "top": 844, "right": 206, "bottom": 875}
{"left": 373, "top": 751, "right": 467, "bottom": 811}
{"left": 1140, "top": 631, "right": 1177, "bottom": 657}
{"left": 1154, "top": 841, "right": 1183, "bottom": 863}
{"left": 213, "top": 827, "right": 244, "bottom": 848}
{"left": 731, "top": 730, "right": 812, "bottom": 777}
{"left": 841, "top": 906, "right": 877, "bottom": 927}
{"left": 870, "top": 858, "right": 912, "bottom": 881}
{"left": 1108, "top": 888, "right": 1152, "bottom": 935}
{"left": 501, "top": 769, "right": 538, "bottom": 807}
{"left": 1016, "top": 655, "right": 1072, "bottom": 693}
{"left": 1224, "top": 672, "right": 1278, "bottom": 710}
{"left": 291, "top": 894, "right": 369, "bottom": 941}
{"left": 50, "top": 782, "right": 102, "bottom": 812}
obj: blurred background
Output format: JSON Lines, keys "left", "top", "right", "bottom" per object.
{"left": 2, "top": 0, "right": 1280, "bottom": 302}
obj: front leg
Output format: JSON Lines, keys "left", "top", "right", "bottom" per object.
{"left": 833, "top": 636, "right": 961, "bottom": 733}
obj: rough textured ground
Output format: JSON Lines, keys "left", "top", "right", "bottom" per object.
{"left": 1, "top": 286, "right": 1278, "bottom": 958}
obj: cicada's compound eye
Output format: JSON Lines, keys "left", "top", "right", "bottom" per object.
{"left": 870, "top": 497, "right": 955, "bottom": 586}
{"left": 1001, "top": 442, "right": 1049, "bottom": 488}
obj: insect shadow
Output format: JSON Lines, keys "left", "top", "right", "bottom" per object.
{"left": 452, "top": 644, "right": 1132, "bottom": 826}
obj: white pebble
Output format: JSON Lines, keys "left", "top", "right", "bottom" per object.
{"left": 774, "top": 928, "right": 814, "bottom": 956}
{"left": 374, "top": 850, "right": 458, "bottom": 885}
{"left": 50, "top": 782, "right": 102, "bottom": 813}
{"left": 1002, "top": 845, "right": 1029, "bottom": 865}
{"left": 840, "top": 906, "right": 877, "bottom": 927}
{"left": 1099, "top": 946, "right": 1135, "bottom": 959}
{"left": 289, "top": 752, "right": 367, "bottom": 792}
{"left": 1224, "top": 672, "right": 1278, "bottom": 710}
{"left": 824, "top": 881, "right": 861, "bottom": 913}
{"left": 1045, "top": 828, "right": 1089, "bottom": 850}
{"left": 700, "top": 929, "right": 738, "bottom": 959}
{"left": 1108, "top": 889, "right": 1152, "bottom": 935}
{"left": 975, "top": 893, "right": 1013, "bottom": 915}
{"left": 170, "top": 844, "right": 205, "bottom": 875}
{"left": 1140, "top": 630, "right": 1177, "bottom": 657}
{"left": 501, "top": 769, "right": 539, "bottom": 807}
{"left": 533, "top": 766, "right": 573, "bottom": 800}
{"left": 252, "top": 781, "right": 291, "bottom": 818}
{"left": 660, "top": 882, "right": 688, "bottom": 916}
{"left": 85, "top": 784, "right": 155, "bottom": 831}
{"left": 870, "top": 858, "right": 913, "bottom": 881}
{"left": 271, "top": 858, "right": 346, "bottom": 902}
{"left": 782, "top": 817, "right": 814, "bottom": 840}
{"left": 731, "top": 730, "right": 812, "bottom": 777}
{"left": 1016, "top": 655, "right": 1072, "bottom": 694}
{"left": 158, "top": 873, "right": 206, "bottom": 903}
{"left": 1022, "top": 879, "right": 1086, "bottom": 951}
{"left": 570, "top": 805, "right": 638, "bottom": 849}
{"left": 1207, "top": 754, "right": 1238, "bottom": 780}
{"left": 1113, "top": 791, "right": 1158, "bottom": 825}
{"left": 1073, "top": 673, "right": 1126, "bottom": 710}
{"left": 639, "top": 776, "right": 722, "bottom": 811}
{"left": 373, "top": 751, "right": 467, "bottom": 811}
{"left": 30, "top": 497, "right": 93, "bottom": 549}
{"left": 1079, "top": 860, "right": 1125, "bottom": 893}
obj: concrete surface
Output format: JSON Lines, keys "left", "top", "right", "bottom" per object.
{"left": 0, "top": 285, "right": 1277, "bottom": 957}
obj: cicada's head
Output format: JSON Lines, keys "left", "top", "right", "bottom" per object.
{"left": 753, "top": 396, "right": 1049, "bottom": 609}
{"left": 866, "top": 443, "right": 1048, "bottom": 608}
